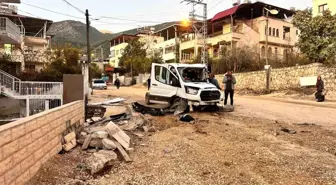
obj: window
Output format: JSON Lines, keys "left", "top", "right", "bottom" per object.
{"left": 275, "top": 47, "right": 278, "bottom": 58}
{"left": 261, "top": 46, "right": 266, "bottom": 57}
{"left": 319, "top": 4, "right": 328, "bottom": 13}
{"left": 155, "top": 66, "right": 168, "bottom": 84}
{"left": 267, "top": 47, "right": 272, "bottom": 57}
{"left": 165, "top": 46, "right": 175, "bottom": 54}
{"left": 116, "top": 50, "right": 119, "bottom": 55}
{"left": 273, "top": 28, "right": 276, "bottom": 36}
{"left": 269, "top": 27, "right": 272, "bottom": 36}
{"left": 111, "top": 50, "right": 115, "bottom": 57}
{"left": 276, "top": 29, "right": 279, "bottom": 37}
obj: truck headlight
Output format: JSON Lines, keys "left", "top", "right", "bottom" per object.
{"left": 185, "top": 86, "right": 199, "bottom": 95}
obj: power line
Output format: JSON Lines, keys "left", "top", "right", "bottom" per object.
{"left": 60, "top": 0, "right": 86, "bottom": 14}
{"left": 98, "top": 16, "right": 164, "bottom": 24}
{"left": 21, "top": 2, "right": 85, "bottom": 20}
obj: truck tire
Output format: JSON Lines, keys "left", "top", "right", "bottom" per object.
{"left": 145, "top": 92, "right": 151, "bottom": 105}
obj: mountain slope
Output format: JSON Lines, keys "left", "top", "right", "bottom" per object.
{"left": 47, "top": 20, "right": 113, "bottom": 48}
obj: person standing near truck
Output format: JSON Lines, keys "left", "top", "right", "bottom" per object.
{"left": 223, "top": 71, "right": 236, "bottom": 106}
{"left": 209, "top": 73, "right": 221, "bottom": 90}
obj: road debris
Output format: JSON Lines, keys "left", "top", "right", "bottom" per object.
{"left": 62, "top": 132, "right": 77, "bottom": 152}
{"left": 85, "top": 150, "right": 118, "bottom": 174}
{"left": 280, "top": 128, "right": 297, "bottom": 134}
{"left": 90, "top": 98, "right": 126, "bottom": 106}
{"left": 179, "top": 114, "right": 195, "bottom": 123}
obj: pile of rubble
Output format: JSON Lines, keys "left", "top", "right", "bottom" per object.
{"left": 61, "top": 98, "right": 154, "bottom": 175}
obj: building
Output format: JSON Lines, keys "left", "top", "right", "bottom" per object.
{"left": 180, "top": 2, "right": 299, "bottom": 62}
{"left": 108, "top": 2, "right": 299, "bottom": 66}
{"left": 0, "top": 3, "right": 52, "bottom": 74}
{"left": 313, "top": 0, "right": 336, "bottom": 17}
{"left": 109, "top": 34, "right": 139, "bottom": 68}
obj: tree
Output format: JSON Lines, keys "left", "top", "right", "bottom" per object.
{"left": 293, "top": 9, "right": 336, "bottom": 64}
{"left": 119, "top": 39, "right": 147, "bottom": 76}
{"left": 119, "top": 39, "right": 163, "bottom": 75}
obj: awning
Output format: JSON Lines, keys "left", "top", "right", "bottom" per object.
{"left": 211, "top": 5, "right": 240, "bottom": 22}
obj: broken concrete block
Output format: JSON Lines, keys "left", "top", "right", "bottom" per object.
{"left": 91, "top": 117, "right": 102, "bottom": 122}
{"left": 82, "top": 135, "right": 92, "bottom": 150}
{"left": 81, "top": 132, "right": 88, "bottom": 136}
{"left": 64, "top": 132, "right": 76, "bottom": 143}
{"left": 102, "top": 138, "right": 117, "bottom": 150}
{"left": 86, "top": 150, "right": 118, "bottom": 174}
{"left": 106, "top": 122, "right": 131, "bottom": 149}
{"left": 142, "top": 126, "right": 149, "bottom": 133}
{"left": 89, "top": 138, "right": 104, "bottom": 149}
{"left": 148, "top": 127, "right": 157, "bottom": 132}
{"left": 92, "top": 131, "right": 108, "bottom": 139}
{"left": 114, "top": 141, "right": 132, "bottom": 162}
{"left": 63, "top": 139, "right": 77, "bottom": 151}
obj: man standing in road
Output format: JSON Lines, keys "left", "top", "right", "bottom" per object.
{"left": 223, "top": 71, "right": 236, "bottom": 106}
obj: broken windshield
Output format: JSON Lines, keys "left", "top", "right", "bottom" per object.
{"left": 177, "top": 67, "right": 207, "bottom": 82}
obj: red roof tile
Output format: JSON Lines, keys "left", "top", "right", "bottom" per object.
{"left": 211, "top": 5, "right": 240, "bottom": 22}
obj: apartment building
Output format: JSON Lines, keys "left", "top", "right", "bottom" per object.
{"left": 313, "top": 0, "right": 336, "bottom": 16}
{"left": 180, "top": 2, "right": 299, "bottom": 62}
{"left": 0, "top": 3, "right": 52, "bottom": 74}
{"left": 109, "top": 34, "right": 139, "bottom": 68}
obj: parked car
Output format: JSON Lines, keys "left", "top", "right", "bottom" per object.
{"left": 92, "top": 79, "right": 107, "bottom": 90}
{"left": 145, "top": 63, "right": 223, "bottom": 106}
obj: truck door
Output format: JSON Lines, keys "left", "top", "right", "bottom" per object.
{"left": 150, "top": 63, "right": 179, "bottom": 102}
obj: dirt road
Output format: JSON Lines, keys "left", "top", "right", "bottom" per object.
{"left": 97, "top": 86, "right": 336, "bottom": 184}
{"left": 28, "top": 86, "right": 336, "bottom": 185}
{"left": 100, "top": 86, "right": 336, "bottom": 130}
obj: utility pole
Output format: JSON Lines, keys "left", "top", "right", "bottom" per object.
{"left": 85, "top": 9, "right": 92, "bottom": 95}
{"left": 182, "top": 0, "right": 208, "bottom": 65}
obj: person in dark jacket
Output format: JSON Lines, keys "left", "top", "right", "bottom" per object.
{"left": 315, "top": 76, "right": 325, "bottom": 102}
{"left": 222, "top": 71, "right": 236, "bottom": 106}
{"left": 209, "top": 73, "right": 221, "bottom": 90}
{"left": 114, "top": 78, "right": 120, "bottom": 89}
{"left": 147, "top": 76, "right": 151, "bottom": 90}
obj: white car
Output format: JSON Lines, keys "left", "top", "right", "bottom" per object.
{"left": 92, "top": 79, "right": 107, "bottom": 90}
{"left": 146, "top": 63, "right": 223, "bottom": 106}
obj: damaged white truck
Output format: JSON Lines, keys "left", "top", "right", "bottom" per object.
{"left": 145, "top": 63, "right": 223, "bottom": 109}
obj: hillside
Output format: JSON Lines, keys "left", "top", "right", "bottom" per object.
{"left": 47, "top": 20, "right": 114, "bottom": 48}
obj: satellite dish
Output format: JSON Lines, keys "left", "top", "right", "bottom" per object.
{"left": 269, "top": 9, "right": 279, "bottom": 15}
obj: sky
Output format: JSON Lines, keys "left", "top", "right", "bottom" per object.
{"left": 17, "top": 0, "right": 313, "bottom": 33}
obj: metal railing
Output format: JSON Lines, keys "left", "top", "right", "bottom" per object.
{"left": 0, "top": 17, "right": 21, "bottom": 44}
{"left": 0, "top": 69, "right": 63, "bottom": 98}
{"left": 19, "top": 81, "right": 63, "bottom": 96}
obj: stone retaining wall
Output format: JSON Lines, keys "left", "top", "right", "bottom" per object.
{"left": 0, "top": 101, "right": 84, "bottom": 185}
{"left": 216, "top": 63, "right": 336, "bottom": 99}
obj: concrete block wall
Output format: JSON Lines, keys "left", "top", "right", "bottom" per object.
{"left": 0, "top": 101, "right": 84, "bottom": 185}
{"left": 216, "top": 63, "right": 336, "bottom": 99}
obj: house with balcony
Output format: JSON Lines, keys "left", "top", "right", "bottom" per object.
{"left": 109, "top": 34, "right": 139, "bottom": 68}
{"left": 0, "top": 3, "right": 52, "bottom": 74}
{"left": 313, "top": 0, "right": 336, "bottom": 17}
{"left": 180, "top": 2, "right": 299, "bottom": 62}
{"left": 153, "top": 24, "right": 191, "bottom": 63}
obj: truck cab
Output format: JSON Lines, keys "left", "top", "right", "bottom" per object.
{"left": 146, "top": 63, "right": 223, "bottom": 106}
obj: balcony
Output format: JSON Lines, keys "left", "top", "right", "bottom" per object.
{"left": 0, "top": 17, "right": 21, "bottom": 44}
{"left": 24, "top": 50, "right": 48, "bottom": 63}
{"left": 259, "top": 34, "right": 294, "bottom": 46}
{"left": 24, "top": 36, "right": 48, "bottom": 45}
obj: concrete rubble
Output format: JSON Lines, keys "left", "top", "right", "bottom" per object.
{"left": 61, "top": 98, "right": 151, "bottom": 174}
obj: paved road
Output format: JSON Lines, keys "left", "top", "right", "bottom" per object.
{"left": 95, "top": 86, "right": 336, "bottom": 130}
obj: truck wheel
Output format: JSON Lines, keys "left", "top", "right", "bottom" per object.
{"left": 145, "top": 92, "right": 151, "bottom": 105}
